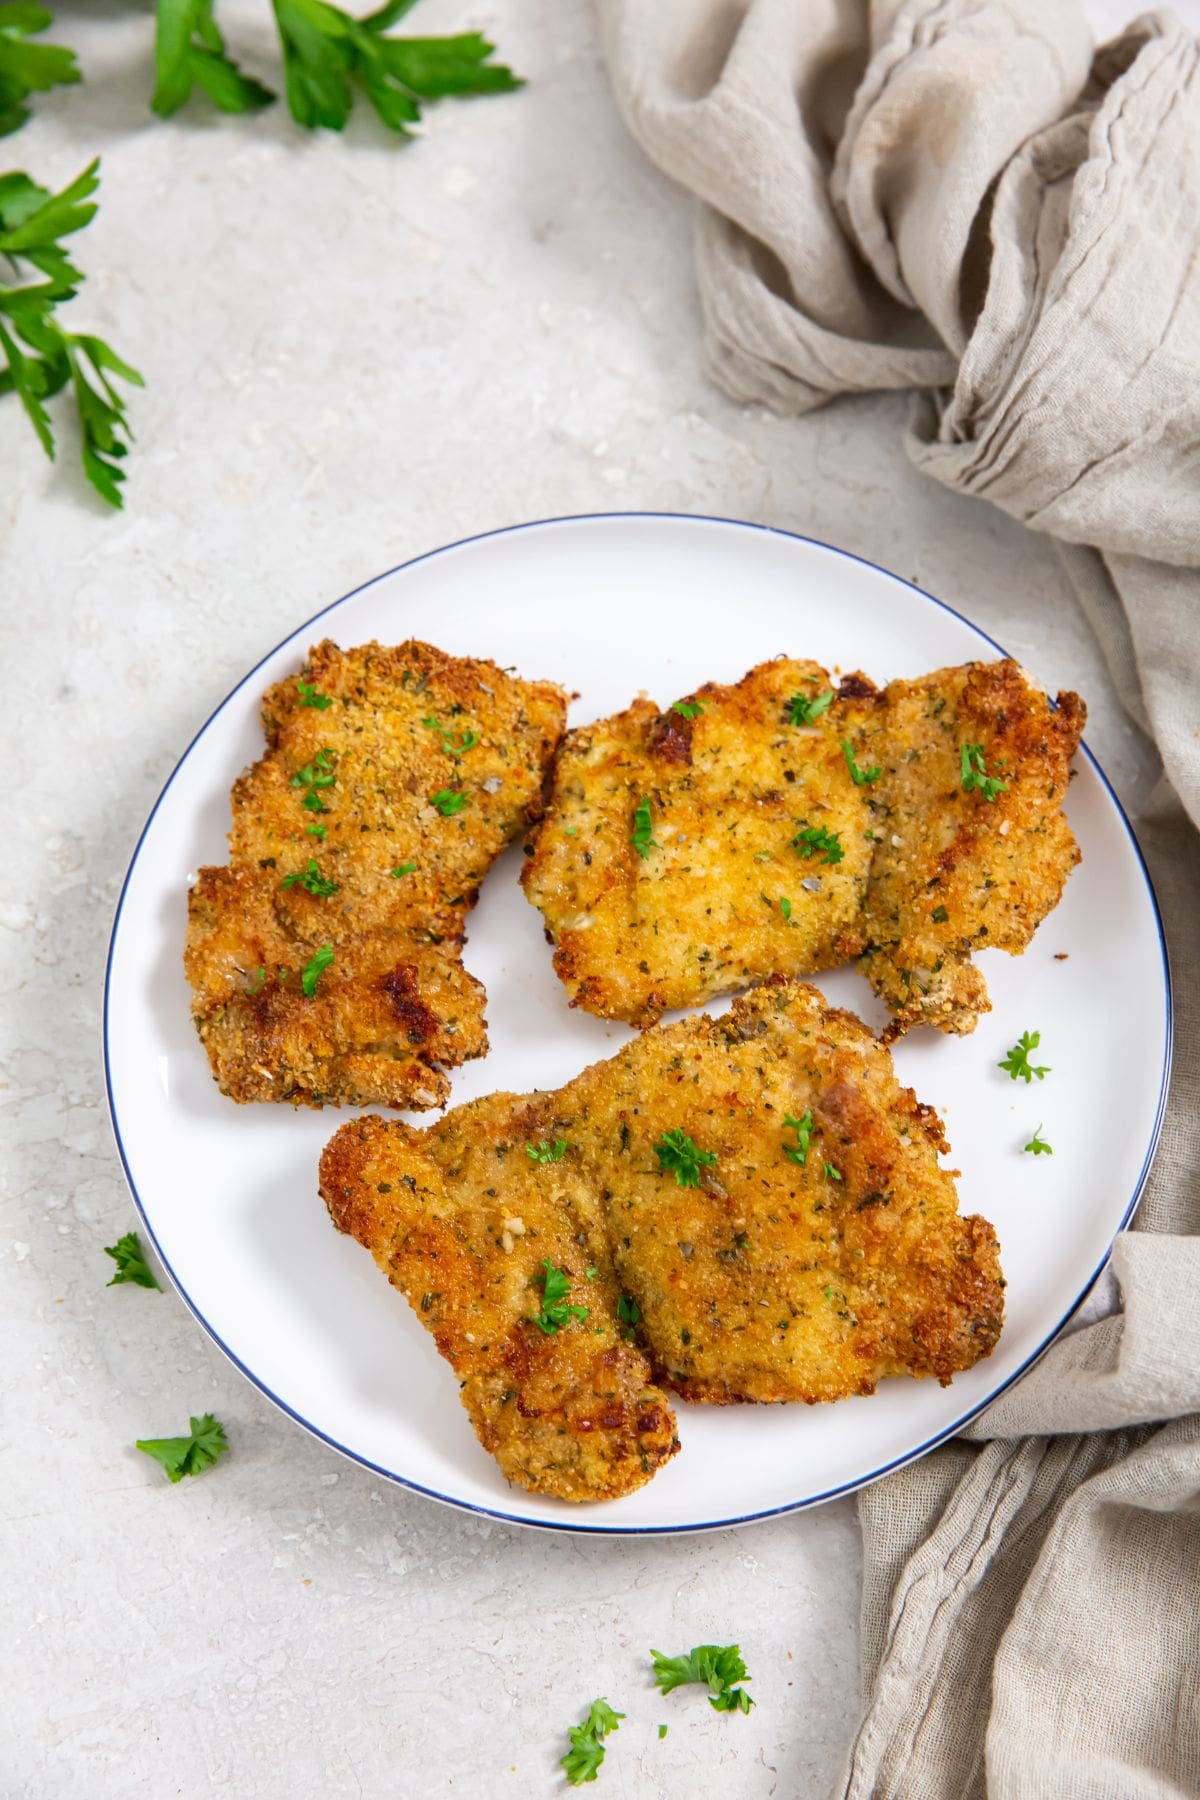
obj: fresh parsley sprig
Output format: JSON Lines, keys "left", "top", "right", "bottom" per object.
{"left": 301, "top": 942, "right": 334, "bottom": 994}
{"left": 561, "top": 1698, "right": 623, "bottom": 1787}
{"left": 296, "top": 679, "right": 332, "bottom": 709}
{"left": 291, "top": 747, "right": 336, "bottom": 810}
{"left": 841, "top": 739, "right": 881, "bottom": 786}
{"left": 430, "top": 787, "right": 468, "bottom": 816}
{"left": 0, "top": 158, "right": 143, "bottom": 506}
{"left": 280, "top": 858, "right": 339, "bottom": 897}
{"left": 0, "top": 4, "right": 80, "bottom": 137}
{"left": 999, "top": 1030, "right": 1049, "bottom": 1083}
{"left": 151, "top": 0, "right": 274, "bottom": 119}
{"left": 104, "top": 1229, "right": 160, "bottom": 1290}
{"left": 1024, "top": 1124, "right": 1053, "bottom": 1156}
{"left": 671, "top": 698, "right": 706, "bottom": 720}
{"left": 961, "top": 742, "right": 1008, "bottom": 803}
{"left": 654, "top": 1128, "right": 717, "bottom": 1188}
{"left": 783, "top": 1111, "right": 812, "bottom": 1166}
{"left": 788, "top": 688, "right": 832, "bottom": 726}
{"left": 530, "top": 1259, "right": 588, "bottom": 1335}
{"left": 630, "top": 795, "right": 659, "bottom": 860}
{"left": 272, "top": 0, "right": 521, "bottom": 137}
{"left": 526, "top": 1138, "right": 567, "bottom": 1164}
{"left": 650, "top": 1644, "right": 754, "bottom": 1714}
{"left": 136, "top": 1412, "right": 229, "bottom": 1483}
{"left": 793, "top": 823, "right": 843, "bottom": 864}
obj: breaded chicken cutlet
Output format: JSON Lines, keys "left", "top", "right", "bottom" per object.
{"left": 320, "top": 979, "right": 1004, "bottom": 1503}
{"left": 185, "top": 639, "right": 567, "bottom": 1109}
{"left": 521, "top": 657, "right": 1084, "bottom": 1037}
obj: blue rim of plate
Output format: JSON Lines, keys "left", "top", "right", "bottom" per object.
{"left": 102, "top": 512, "right": 1174, "bottom": 1535}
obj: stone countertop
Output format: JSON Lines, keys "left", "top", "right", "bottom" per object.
{"left": 1, "top": 1, "right": 1172, "bottom": 1794}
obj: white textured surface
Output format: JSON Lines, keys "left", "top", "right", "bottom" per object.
{"left": 0, "top": 1, "right": 1173, "bottom": 1795}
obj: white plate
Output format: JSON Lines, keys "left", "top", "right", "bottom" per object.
{"left": 104, "top": 515, "right": 1171, "bottom": 1534}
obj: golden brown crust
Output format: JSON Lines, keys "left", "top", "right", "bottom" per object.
{"left": 520, "top": 659, "right": 874, "bottom": 1027}
{"left": 185, "top": 639, "right": 567, "bottom": 1108}
{"left": 859, "top": 661, "right": 1086, "bottom": 1038}
{"left": 522, "top": 657, "right": 1084, "bottom": 1038}
{"left": 319, "top": 979, "right": 1003, "bottom": 1501}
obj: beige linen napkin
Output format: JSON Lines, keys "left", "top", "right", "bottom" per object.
{"left": 597, "top": 4, "right": 1200, "bottom": 1793}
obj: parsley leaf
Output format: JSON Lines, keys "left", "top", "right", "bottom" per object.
{"left": 960, "top": 742, "right": 1008, "bottom": 803}
{"left": 526, "top": 1138, "right": 567, "bottom": 1164}
{"left": 151, "top": 0, "right": 275, "bottom": 119}
{"left": 788, "top": 688, "right": 833, "bottom": 726}
{"left": 841, "top": 739, "right": 881, "bottom": 786}
{"left": 999, "top": 1030, "right": 1049, "bottom": 1084}
{"left": 616, "top": 1292, "right": 641, "bottom": 1339}
{"left": 306, "top": 822, "right": 327, "bottom": 840}
{"left": 421, "top": 714, "right": 478, "bottom": 758}
{"left": 104, "top": 1229, "right": 160, "bottom": 1290}
{"left": 824, "top": 1161, "right": 842, "bottom": 1182}
{"left": 390, "top": 861, "right": 416, "bottom": 877}
{"left": 279, "top": 858, "right": 339, "bottom": 897}
{"left": 561, "top": 1698, "right": 623, "bottom": 1787}
{"left": 650, "top": 1644, "right": 754, "bottom": 1714}
{"left": 631, "top": 795, "right": 659, "bottom": 860}
{"left": 300, "top": 942, "right": 334, "bottom": 995}
{"left": 0, "top": 4, "right": 80, "bottom": 138}
{"left": 243, "top": 965, "right": 266, "bottom": 994}
{"left": 1024, "top": 1124, "right": 1053, "bottom": 1156}
{"left": 654, "top": 1128, "right": 717, "bottom": 1188}
{"left": 430, "top": 787, "right": 468, "bottom": 816}
{"left": 530, "top": 1259, "right": 588, "bottom": 1334}
{"left": 271, "top": 0, "right": 521, "bottom": 138}
{"left": 779, "top": 895, "right": 793, "bottom": 922}
{"left": 792, "top": 823, "right": 843, "bottom": 864}
{"left": 136, "top": 1412, "right": 229, "bottom": 1483}
{"left": 672, "top": 698, "right": 706, "bottom": 719}
{"left": 783, "top": 1111, "right": 812, "bottom": 1166}
{"left": 291, "top": 747, "right": 335, "bottom": 811}
{"left": 296, "top": 679, "right": 332, "bottom": 709}
{"left": 0, "top": 158, "right": 143, "bottom": 507}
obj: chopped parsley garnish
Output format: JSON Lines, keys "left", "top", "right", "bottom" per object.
{"left": 960, "top": 742, "right": 1008, "bottom": 802}
{"left": 291, "top": 748, "right": 335, "bottom": 811}
{"left": 671, "top": 698, "right": 706, "bottom": 719}
{"left": 788, "top": 688, "right": 833, "bottom": 726}
{"left": 793, "top": 824, "right": 844, "bottom": 864}
{"left": 104, "top": 1230, "right": 159, "bottom": 1290}
{"left": 932, "top": 905, "right": 949, "bottom": 923}
{"left": 243, "top": 965, "right": 266, "bottom": 995}
{"left": 631, "top": 795, "right": 660, "bottom": 859}
{"left": 526, "top": 1138, "right": 567, "bottom": 1164}
{"left": 779, "top": 896, "right": 793, "bottom": 922}
{"left": 658, "top": 1724, "right": 668, "bottom": 1740}
{"left": 561, "top": 1698, "right": 623, "bottom": 1787}
{"left": 654, "top": 1128, "right": 717, "bottom": 1188}
{"left": 136, "top": 1413, "right": 229, "bottom": 1484}
{"left": 1024, "top": 1125, "right": 1053, "bottom": 1156}
{"left": 306, "top": 822, "right": 327, "bottom": 841}
{"left": 616, "top": 1292, "right": 641, "bottom": 1339}
{"left": 296, "top": 680, "right": 332, "bottom": 710}
{"left": 390, "top": 861, "right": 417, "bottom": 878}
{"left": 279, "top": 858, "right": 339, "bottom": 898}
{"left": 824, "top": 1162, "right": 843, "bottom": 1182}
{"left": 999, "top": 1030, "right": 1049, "bottom": 1083}
{"left": 422, "top": 714, "right": 479, "bottom": 758}
{"left": 841, "top": 739, "right": 881, "bottom": 785}
{"left": 300, "top": 943, "right": 334, "bottom": 996}
{"left": 650, "top": 1644, "right": 754, "bottom": 1714}
{"left": 530, "top": 1259, "right": 588, "bottom": 1335}
{"left": 430, "top": 788, "right": 469, "bottom": 816}
{"left": 783, "top": 1111, "right": 812, "bottom": 1165}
